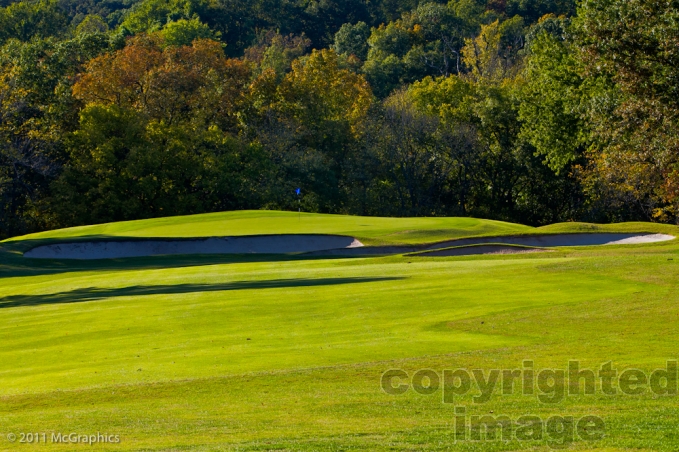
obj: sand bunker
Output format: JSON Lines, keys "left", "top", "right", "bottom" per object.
{"left": 426, "top": 233, "right": 675, "bottom": 249}
{"left": 307, "top": 233, "right": 674, "bottom": 257}
{"left": 22, "top": 232, "right": 673, "bottom": 260}
{"left": 24, "top": 235, "right": 363, "bottom": 260}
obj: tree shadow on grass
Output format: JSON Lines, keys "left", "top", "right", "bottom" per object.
{"left": 0, "top": 277, "right": 405, "bottom": 309}
{"left": 0, "top": 240, "right": 365, "bottom": 279}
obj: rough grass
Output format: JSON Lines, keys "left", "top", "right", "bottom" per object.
{"left": 1, "top": 211, "right": 678, "bottom": 451}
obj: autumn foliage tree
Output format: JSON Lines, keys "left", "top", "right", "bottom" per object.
{"left": 245, "top": 49, "right": 373, "bottom": 211}
{"left": 73, "top": 35, "right": 250, "bottom": 130}
{"left": 3, "top": 0, "right": 676, "bottom": 237}
{"left": 0, "top": 32, "right": 112, "bottom": 235}
{"left": 277, "top": 49, "right": 372, "bottom": 129}
{"left": 577, "top": 0, "right": 679, "bottom": 221}
{"left": 52, "top": 35, "right": 263, "bottom": 225}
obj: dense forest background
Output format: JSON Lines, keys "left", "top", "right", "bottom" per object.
{"left": 1, "top": 0, "right": 677, "bottom": 238}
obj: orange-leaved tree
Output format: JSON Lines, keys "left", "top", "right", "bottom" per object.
{"left": 73, "top": 35, "right": 251, "bottom": 130}
{"left": 53, "top": 35, "right": 267, "bottom": 226}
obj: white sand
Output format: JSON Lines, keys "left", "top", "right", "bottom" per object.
{"left": 415, "top": 233, "right": 675, "bottom": 257}
{"left": 24, "top": 235, "right": 363, "bottom": 259}
{"left": 602, "top": 233, "right": 675, "bottom": 245}
{"left": 308, "top": 233, "right": 675, "bottom": 257}
{"left": 425, "top": 233, "right": 675, "bottom": 250}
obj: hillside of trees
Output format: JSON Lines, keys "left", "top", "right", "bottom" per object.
{"left": 1, "top": 0, "right": 677, "bottom": 238}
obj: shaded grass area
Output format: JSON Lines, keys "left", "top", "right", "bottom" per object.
{"left": 0, "top": 249, "right": 349, "bottom": 278}
{"left": 0, "top": 277, "right": 403, "bottom": 309}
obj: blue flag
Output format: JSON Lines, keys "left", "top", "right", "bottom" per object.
{"left": 295, "top": 188, "right": 301, "bottom": 196}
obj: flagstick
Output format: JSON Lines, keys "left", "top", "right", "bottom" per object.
{"left": 295, "top": 188, "right": 301, "bottom": 221}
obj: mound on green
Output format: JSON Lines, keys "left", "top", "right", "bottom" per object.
{"left": 10, "top": 211, "right": 675, "bottom": 260}
{"left": 3, "top": 210, "right": 533, "bottom": 246}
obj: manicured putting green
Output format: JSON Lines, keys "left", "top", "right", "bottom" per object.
{"left": 4, "top": 210, "right": 533, "bottom": 245}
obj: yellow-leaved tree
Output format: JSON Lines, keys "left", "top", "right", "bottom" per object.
{"left": 277, "top": 48, "right": 373, "bottom": 131}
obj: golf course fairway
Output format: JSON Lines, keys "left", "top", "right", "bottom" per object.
{"left": 1, "top": 210, "right": 679, "bottom": 450}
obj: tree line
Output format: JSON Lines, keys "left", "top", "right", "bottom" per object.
{"left": 0, "top": 0, "right": 677, "bottom": 238}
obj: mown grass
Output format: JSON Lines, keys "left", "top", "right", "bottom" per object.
{"left": 1, "top": 211, "right": 678, "bottom": 451}
{"left": 2, "top": 210, "right": 532, "bottom": 246}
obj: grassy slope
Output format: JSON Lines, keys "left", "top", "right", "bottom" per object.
{"left": 2, "top": 210, "right": 534, "bottom": 246}
{"left": 1, "top": 211, "right": 679, "bottom": 450}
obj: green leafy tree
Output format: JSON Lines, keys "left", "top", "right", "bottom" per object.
{"left": 298, "top": 0, "right": 372, "bottom": 49}
{"left": 368, "top": 89, "right": 481, "bottom": 216}
{"left": 506, "top": 0, "right": 575, "bottom": 23}
{"left": 518, "top": 15, "right": 586, "bottom": 171}
{"left": 0, "top": 33, "right": 112, "bottom": 236}
{"left": 0, "top": 0, "right": 68, "bottom": 45}
{"left": 120, "top": 0, "right": 297, "bottom": 56}
{"left": 278, "top": 49, "right": 372, "bottom": 129}
{"left": 75, "top": 14, "right": 109, "bottom": 35}
{"left": 363, "top": 2, "right": 484, "bottom": 98}
{"left": 244, "top": 31, "right": 310, "bottom": 80}
{"left": 54, "top": 105, "right": 204, "bottom": 223}
{"left": 461, "top": 16, "right": 524, "bottom": 82}
{"left": 244, "top": 49, "right": 373, "bottom": 211}
{"left": 577, "top": 0, "right": 679, "bottom": 221}
{"left": 51, "top": 35, "right": 272, "bottom": 225}
{"left": 408, "top": 24, "right": 583, "bottom": 224}
{"left": 159, "top": 17, "right": 217, "bottom": 46}
{"left": 333, "top": 21, "right": 370, "bottom": 60}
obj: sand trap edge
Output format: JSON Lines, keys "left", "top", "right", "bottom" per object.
{"left": 303, "top": 233, "right": 674, "bottom": 257}
{"left": 423, "top": 233, "right": 675, "bottom": 250}
{"left": 413, "top": 244, "right": 550, "bottom": 257}
{"left": 23, "top": 235, "right": 364, "bottom": 260}
{"left": 21, "top": 232, "right": 675, "bottom": 260}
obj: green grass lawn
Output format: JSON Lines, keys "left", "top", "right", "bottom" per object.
{"left": 1, "top": 211, "right": 678, "bottom": 450}
{"left": 3, "top": 210, "right": 535, "bottom": 246}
